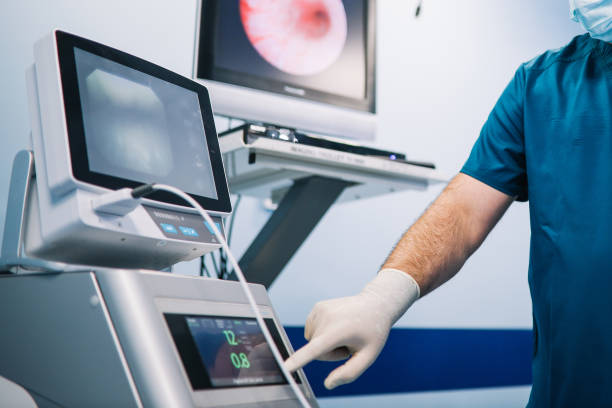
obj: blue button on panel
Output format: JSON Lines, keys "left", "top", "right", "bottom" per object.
{"left": 160, "top": 223, "right": 178, "bottom": 234}
{"left": 179, "top": 226, "right": 199, "bottom": 237}
{"left": 204, "top": 221, "right": 221, "bottom": 235}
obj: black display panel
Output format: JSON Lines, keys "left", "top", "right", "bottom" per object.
{"left": 197, "top": 0, "right": 376, "bottom": 112}
{"left": 165, "top": 314, "right": 300, "bottom": 390}
{"left": 55, "top": 30, "right": 231, "bottom": 212}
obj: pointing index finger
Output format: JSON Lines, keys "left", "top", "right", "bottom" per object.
{"left": 284, "top": 334, "right": 338, "bottom": 372}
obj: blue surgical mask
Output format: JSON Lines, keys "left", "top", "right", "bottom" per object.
{"left": 570, "top": 0, "right": 612, "bottom": 42}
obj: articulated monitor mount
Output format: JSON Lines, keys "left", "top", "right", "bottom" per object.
{"left": 220, "top": 124, "right": 447, "bottom": 288}
{"left": 0, "top": 150, "right": 56, "bottom": 273}
{"left": 230, "top": 174, "right": 353, "bottom": 287}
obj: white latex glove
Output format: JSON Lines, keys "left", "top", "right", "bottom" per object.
{"left": 284, "top": 268, "right": 420, "bottom": 390}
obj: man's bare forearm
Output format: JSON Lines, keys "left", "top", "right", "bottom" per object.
{"left": 382, "top": 173, "right": 513, "bottom": 296}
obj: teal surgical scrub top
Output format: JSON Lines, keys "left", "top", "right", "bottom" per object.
{"left": 462, "top": 34, "right": 612, "bottom": 407}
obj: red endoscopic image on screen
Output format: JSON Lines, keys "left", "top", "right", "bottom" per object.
{"left": 239, "top": 0, "right": 348, "bottom": 76}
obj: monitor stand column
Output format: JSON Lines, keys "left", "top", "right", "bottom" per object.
{"left": 231, "top": 176, "right": 353, "bottom": 288}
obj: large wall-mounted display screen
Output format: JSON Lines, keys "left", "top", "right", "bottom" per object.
{"left": 196, "top": 0, "right": 376, "bottom": 113}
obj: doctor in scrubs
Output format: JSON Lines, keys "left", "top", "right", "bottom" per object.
{"left": 286, "top": 1, "right": 612, "bottom": 406}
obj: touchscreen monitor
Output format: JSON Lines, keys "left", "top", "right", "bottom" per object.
{"left": 165, "top": 314, "right": 301, "bottom": 389}
{"left": 55, "top": 31, "right": 231, "bottom": 212}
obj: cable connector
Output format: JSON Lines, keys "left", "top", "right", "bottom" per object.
{"left": 131, "top": 183, "right": 156, "bottom": 199}
{"left": 91, "top": 188, "right": 142, "bottom": 216}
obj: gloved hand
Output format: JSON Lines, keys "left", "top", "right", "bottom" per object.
{"left": 284, "top": 268, "right": 420, "bottom": 390}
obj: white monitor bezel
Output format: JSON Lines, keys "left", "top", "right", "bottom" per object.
{"left": 34, "top": 29, "right": 232, "bottom": 214}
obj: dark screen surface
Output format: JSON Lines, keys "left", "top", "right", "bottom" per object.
{"left": 55, "top": 30, "right": 231, "bottom": 212}
{"left": 74, "top": 48, "right": 218, "bottom": 200}
{"left": 197, "top": 0, "right": 375, "bottom": 112}
{"left": 164, "top": 314, "right": 301, "bottom": 390}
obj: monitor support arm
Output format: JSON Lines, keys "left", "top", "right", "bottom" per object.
{"left": 1, "top": 150, "right": 34, "bottom": 272}
{"left": 0, "top": 149, "right": 73, "bottom": 273}
{"left": 231, "top": 176, "right": 354, "bottom": 288}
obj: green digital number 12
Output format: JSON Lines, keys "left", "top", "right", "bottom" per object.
{"left": 223, "top": 330, "right": 239, "bottom": 346}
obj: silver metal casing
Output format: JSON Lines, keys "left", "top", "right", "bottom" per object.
{"left": 0, "top": 269, "right": 318, "bottom": 407}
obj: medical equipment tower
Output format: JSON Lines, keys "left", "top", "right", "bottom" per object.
{"left": 0, "top": 30, "right": 318, "bottom": 408}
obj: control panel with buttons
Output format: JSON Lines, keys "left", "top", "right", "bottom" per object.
{"left": 144, "top": 205, "right": 225, "bottom": 243}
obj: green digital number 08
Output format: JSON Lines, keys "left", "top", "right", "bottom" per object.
{"left": 230, "top": 352, "right": 250, "bottom": 369}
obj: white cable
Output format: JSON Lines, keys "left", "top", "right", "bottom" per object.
{"left": 150, "top": 184, "right": 312, "bottom": 408}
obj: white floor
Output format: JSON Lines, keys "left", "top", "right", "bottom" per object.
{"left": 0, "top": 376, "right": 37, "bottom": 408}
{"left": 318, "top": 386, "right": 532, "bottom": 408}
{"left": 1, "top": 374, "right": 531, "bottom": 408}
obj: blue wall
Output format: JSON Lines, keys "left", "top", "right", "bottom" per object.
{"left": 286, "top": 327, "right": 533, "bottom": 398}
